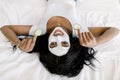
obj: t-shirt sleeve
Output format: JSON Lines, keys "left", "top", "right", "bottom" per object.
{"left": 29, "top": 25, "right": 39, "bottom": 36}
{"left": 80, "top": 25, "right": 89, "bottom": 32}
{"left": 29, "top": 24, "right": 46, "bottom": 36}
{"left": 72, "top": 24, "right": 89, "bottom": 38}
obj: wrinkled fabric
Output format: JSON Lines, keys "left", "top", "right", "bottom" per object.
{"left": 0, "top": 0, "right": 120, "bottom": 80}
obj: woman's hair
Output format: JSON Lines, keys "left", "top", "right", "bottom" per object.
{"left": 31, "top": 33, "right": 96, "bottom": 77}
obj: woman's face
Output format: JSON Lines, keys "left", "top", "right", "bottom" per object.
{"left": 48, "top": 27, "right": 70, "bottom": 56}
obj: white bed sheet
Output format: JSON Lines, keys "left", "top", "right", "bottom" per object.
{"left": 0, "top": 0, "right": 120, "bottom": 80}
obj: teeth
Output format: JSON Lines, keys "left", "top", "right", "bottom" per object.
{"left": 55, "top": 32, "right": 62, "bottom": 35}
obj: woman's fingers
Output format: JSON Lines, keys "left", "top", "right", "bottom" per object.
{"left": 33, "top": 35, "right": 37, "bottom": 43}
{"left": 88, "top": 32, "right": 95, "bottom": 40}
{"left": 82, "top": 32, "right": 88, "bottom": 43}
{"left": 78, "top": 31, "right": 97, "bottom": 48}
{"left": 77, "top": 29, "right": 83, "bottom": 43}
{"left": 77, "top": 28, "right": 81, "bottom": 37}
{"left": 26, "top": 38, "right": 32, "bottom": 50}
{"left": 85, "top": 32, "right": 91, "bottom": 42}
{"left": 20, "top": 39, "right": 26, "bottom": 49}
{"left": 29, "top": 35, "right": 37, "bottom": 51}
{"left": 19, "top": 35, "right": 37, "bottom": 52}
{"left": 81, "top": 32, "right": 90, "bottom": 46}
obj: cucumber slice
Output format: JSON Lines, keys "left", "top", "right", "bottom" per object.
{"left": 35, "top": 29, "right": 42, "bottom": 36}
{"left": 73, "top": 23, "right": 80, "bottom": 30}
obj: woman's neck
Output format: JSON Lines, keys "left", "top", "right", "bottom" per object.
{"left": 46, "top": 16, "right": 72, "bottom": 35}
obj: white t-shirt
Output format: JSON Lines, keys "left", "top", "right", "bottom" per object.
{"left": 29, "top": 0, "right": 88, "bottom": 37}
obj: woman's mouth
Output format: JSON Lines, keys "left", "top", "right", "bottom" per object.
{"left": 54, "top": 29, "right": 64, "bottom": 36}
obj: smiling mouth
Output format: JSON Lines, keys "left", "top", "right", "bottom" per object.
{"left": 54, "top": 29, "right": 64, "bottom": 36}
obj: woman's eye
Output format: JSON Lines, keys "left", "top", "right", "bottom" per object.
{"left": 51, "top": 42, "right": 57, "bottom": 45}
{"left": 50, "top": 42, "right": 57, "bottom": 48}
{"left": 62, "top": 41, "right": 69, "bottom": 47}
{"left": 62, "top": 41, "right": 68, "bottom": 44}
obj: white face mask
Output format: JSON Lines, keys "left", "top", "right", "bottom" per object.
{"left": 48, "top": 27, "right": 70, "bottom": 56}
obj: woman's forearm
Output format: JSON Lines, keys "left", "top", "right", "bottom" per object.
{"left": 1, "top": 25, "right": 31, "bottom": 46}
{"left": 96, "top": 27, "right": 119, "bottom": 45}
{"left": 1, "top": 26, "right": 21, "bottom": 46}
{"left": 1, "top": 25, "right": 37, "bottom": 52}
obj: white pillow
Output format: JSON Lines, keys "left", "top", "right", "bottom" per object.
{"left": 76, "top": 0, "right": 120, "bottom": 13}
{"left": 76, "top": 0, "right": 120, "bottom": 29}
{"left": 0, "top": 0, "right": 46, "bottom": 26}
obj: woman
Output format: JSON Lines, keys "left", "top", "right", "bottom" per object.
{"left": 0, "top": 0, "right": 119, "bottom": 77}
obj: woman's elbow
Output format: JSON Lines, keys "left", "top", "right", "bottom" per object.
{"left": 110, "top": 27, "right": 120, "bottom": 35}
{"left": 1, "top": 25, "right": 9, "bottom": 30}
{"left": 0, "top": 25, "right": 11, "bottom": 34}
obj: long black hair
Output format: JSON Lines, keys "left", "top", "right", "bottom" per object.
{"left": 31, "top": 33, "right": 96, "bottom": 77}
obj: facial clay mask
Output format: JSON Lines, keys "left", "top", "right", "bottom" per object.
{"left": 48, "top": 27, "right": 70, "bottom": 56}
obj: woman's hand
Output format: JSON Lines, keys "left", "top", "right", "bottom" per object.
{"left": 77, "top": 29, "right": 97, "bottom": 48}
{"left": 18, "top": 35, "right": 37, "bottom": 52}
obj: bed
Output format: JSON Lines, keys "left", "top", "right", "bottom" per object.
{"left": 0, "top": 0, "right": 120, "bottom": 80}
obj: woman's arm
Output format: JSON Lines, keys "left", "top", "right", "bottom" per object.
{"left": 88, "top": 27, "right": 119, "bottom": 45}
{"left": 0, "top": 25, "right": 37, "bottom": 52}
{"left": 0, "top": 25, "right": 32, "bottom": 45}
{"left": 77, "top": 27, "right": 119, "bottom": 48}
